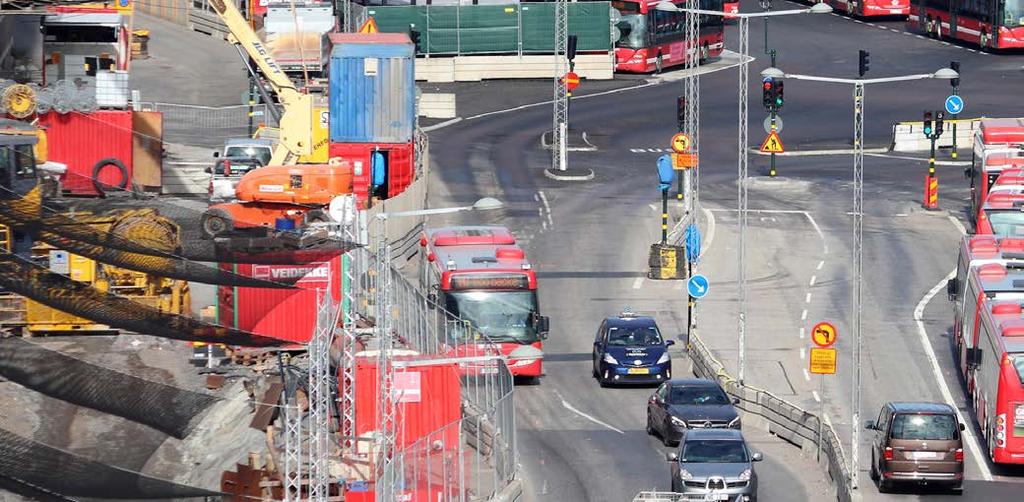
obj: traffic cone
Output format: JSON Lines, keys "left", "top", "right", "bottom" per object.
{"left": 922, "top": 175, "right": 939, "bottom": 210}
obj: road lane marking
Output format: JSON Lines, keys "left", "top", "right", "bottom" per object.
{"left": 803, "top": 368, "right": 811, "bottom": 381}
{"left": 801, "top": 309, "right": 808, "bottom": 320}
{"left": 817, "top": 261, "right": 825, "bottom": 271}
{"left": 812, "top": 391, "right": 821, "bottom": 403}
{"left": 800, "top": 347, "right": 806, "bottom": 360}
{"left": 799, "top": 327, "right": 806, "bottom": 339}
{"left": 805, "top": 293, "right": 812, "bottom": 303}
{"left": 809, "top": 275, "right": 817, "bottom": 286}
{"left": 948, "top": 214, "right": 967, "bottom": 235}
{"left": 700, "top": 207, "right": 716, "bottom": 259}
{"left": 632, "top": 277, "right": 645, "bottom": 290}
{"left": 553, "top": 389, "right": 625, "bottom": 434}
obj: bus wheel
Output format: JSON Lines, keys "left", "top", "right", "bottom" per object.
{"left": 979, "top": 30, "right": 990, "bottom": 50}
{"left": 655, "top": 54, "right": 664, "bottom": 74}
{"left": 699, "top": 43, "right": 710, "bottom": 64}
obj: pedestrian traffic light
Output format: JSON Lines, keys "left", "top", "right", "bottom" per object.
{"left": 858, "top": 50, "right": 870, "bottom": 78}
{"left": 677, "top": 95, "right": 687, "bottom": 132}
{"left": 950, "top": 60, "right": 960, "bottom": 89}
{"left": 936, "top": 110, "right": 945, "bottom": 135}
{"left": 762, "top": 77, "right": 774, "bottom": 109}
{"left": 923, "top": 111, "right": 933, "bottom": 137}
{"left": 775, "top": 80, "right": 784, "bottom": 108}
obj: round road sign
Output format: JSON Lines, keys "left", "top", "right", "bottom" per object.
{"left": 763, "top": 115, "right": 783, "bottom": 134}
{"left": 564, "top": 71, "right": 580, "bottom": 91}
{"left": 671, "top": 132, "right": 692, "bottom": 153}
{"left": 811, "top": 322, "right": 837, "bottom": 348}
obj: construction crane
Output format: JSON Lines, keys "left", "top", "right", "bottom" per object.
{"left": 208, "top": 0, "right": 313, "bottom": 165}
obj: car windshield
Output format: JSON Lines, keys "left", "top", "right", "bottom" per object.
{"left": 225, "top": 146, "right": 272, "bottom": 167}
{"left": 987, "top": 210, "right": 1024, "bottom": 235}
{"left": 681, "top": 439, "right": 748, "bottom": 463}
{"left": 669, "top": 386, "right": 731, "bottom": 405}
{"left": 1004, "top": 0, "right": 1024, "bottom": 27}
{"left": 446, "top": 290, "right": 538, "bottom": 343}
{"left": 607, "top": 325, "right": 662, "bottom": 346}
{"left": 890, "top": 413, "right": 959, "bottom": 440}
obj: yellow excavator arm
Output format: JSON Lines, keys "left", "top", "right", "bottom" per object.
{"left": 209, "top": 0, "right": 313, "bottom": 165}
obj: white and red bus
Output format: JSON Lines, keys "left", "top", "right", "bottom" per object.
{"left": 420, "top": 226, "right": 549, "bottom": 378}
{"left": 612, "top": 0, "right": 725, "bottom": 73}
{"left": 724, "top": 0, "right": 739, "bottom": 19}
{"left": 970, "top": 151, "right": 1024, "bottom": 222}
{"left": 976, "top": 192, "right": 1024, "bottom": 235}
{"left": 819, "top": 0, "right": 909, "bottom": 17}
{"left": 909, "top": 0, "right": 1024, "bottom": 48}
{"left": 969, "top": 296, "right": 1024, "bottom": 463}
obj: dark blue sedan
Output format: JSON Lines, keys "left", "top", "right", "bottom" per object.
{"left": 592, "top": 310, "right": 674, "bottom": 386}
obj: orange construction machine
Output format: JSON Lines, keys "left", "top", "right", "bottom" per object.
{"left": 200, "top": 161, "right": 353, "bottom": 239}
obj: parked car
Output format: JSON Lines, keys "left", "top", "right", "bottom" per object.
{"left": 647, "top": 378, "right": 741, "bottom": 446}
{"left": 207, "top": 138, "right": 273, "bottom": 202}
{"left": 667, "top": 428, "right": 761, "bottom": 501}
{"left": 865, "top": 402, "right": 965, "bottom": 494}
{"left": 592, "top": 309, "right": 674, "bottom": 386}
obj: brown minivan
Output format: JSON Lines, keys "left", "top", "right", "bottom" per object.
{"left": 865, "top": 402, "right": 965, "bottom": 493}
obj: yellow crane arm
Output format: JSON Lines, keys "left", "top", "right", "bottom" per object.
{"left": 209, "top": 0, "right": 313, "bottom": 165}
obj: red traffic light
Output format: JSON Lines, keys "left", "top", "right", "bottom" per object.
{"left": 763, "top": 82, "right": 772, "bottom": 90}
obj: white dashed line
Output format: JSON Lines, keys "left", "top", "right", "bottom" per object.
{"left": 801, "top": 309, "right": 808, "bottom": 321}
{"left": 812, "top": 391, "right": 821, "bottom": 403}
{"left": 805, "top": 293, "right": 812, "bottom": 303}
{"left": 632, "top": 277, "right": 644, "bottom": 289}
{"left": 809, "top": 275, "right": 817, "bottom": 287}
{"left": 802, "top": 369, "right": 811, "bottom": 381}
{"left": 799, "top": 327, "right": 806, "bottom": 339}
{"left": 816, "top": 261, "right": 825, "bottom": 271}
{"left": 800, "top": 347, "right": 806, "bottom": 360}
{"left": 916, "top": 34, "right": 927, "bottom": 39}
{"left": 903, "top": 31, "right": 914, "bottom": 36}
{"left": 542, "top": 220, "right": 548, "bottom": 230}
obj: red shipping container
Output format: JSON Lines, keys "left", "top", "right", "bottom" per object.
{"left": 217, "top": 256, "right": 342, "bottom": 344}
{"left": 328, "top": 141, "right": 415, "bottom": 209}
{"left": 352, "top": 357, "right": 461, "bottom": 450}
{"left": 37, "top": 111, "right": 134, "bottom": 196}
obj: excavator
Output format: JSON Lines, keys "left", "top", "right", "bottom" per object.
{"left": 201, "top": 0, "right": 353, "bottom": 238}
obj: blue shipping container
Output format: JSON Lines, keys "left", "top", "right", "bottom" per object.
{"left": 329, "top": 34, "right": 415, "bottom": 144}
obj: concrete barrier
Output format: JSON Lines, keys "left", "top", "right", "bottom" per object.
{"left": 891, "top": 117, "right": 980, "bottom": 152}
{"left": 414, "top": 53, "right": 614, "bottom": 83}
{"left": 419, "top": 93, "right": 457, "bottom": 119}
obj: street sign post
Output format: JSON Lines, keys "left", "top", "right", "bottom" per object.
{"left": 811, "top": 321, "right": 837, "bottom": 348}
{"left": 671, "top": 132, "right": 692, "bottom": 153}
{"left": 687, "top": 274, "right": 709, "bottom": 299}
{"left": 760, "top": 131, "right": 784, "bottom": 153}
{"left": 944, "top": 94, "right": 964, "bottom": 115}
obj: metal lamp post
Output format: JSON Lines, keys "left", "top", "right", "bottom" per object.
{"left": 655, "top": 1, "right": 831, "bottom": 386}
{"left": 760, "top": 65, "right": 958, "bottom": 491}
{"left": 372, "top": 197, "right": 503, "bottom": 502}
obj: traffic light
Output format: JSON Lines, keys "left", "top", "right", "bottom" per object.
{"left": 567, "top": 35, "right": 578, "bottom": 62}
{"left": 950, "top": 60, "right": 960, "bottom": 89}
{"left": 775, "top": 80, "right": 784, "bottom": 108}
{"left": 762, "top": 77, "right": 774, "bottom": 109}
{"left": 677, "top": 95, "right": 687, "bottom": 131}
{"left": 936, "top": 111, "right": 945, "bottom": 135}
{"left": 858, "top": 50, "right": 870, "bottom": 78}
{"left": 923, "top": 111, "right": 933, "bottom": 137}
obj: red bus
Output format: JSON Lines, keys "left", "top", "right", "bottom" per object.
{"left": 976, "top": 192, "right": 1024, "bottom": 235}
{"left": 969, "top": 152, "right": 1024, "bottom": 224}
{"left": 970, "top": 295, "right": 1024, "bottom": 463}
{"left": 724, "top": 1, "right": 739, "bottom": 19}
{"left": 909, "top": 0, "right": 1024, "bottom": 48}
{"left": 420, "top": 226, "right": 549, "bottom": 378}
{"left": 612, "top": 0, "right": 725, "bottom": 73}
{"left": 820, "top": 0, "right": 910, "bottom": 17}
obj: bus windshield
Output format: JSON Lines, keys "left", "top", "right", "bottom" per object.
{"left": 1005, "top": 0, "right": 1024, "bottom": 27}
{"left": 611, "top": 1, "right": 648, "bottom": 49}
{"left": 446, "top": 290, "right": 539, "bottom": 343}
{"left": 1012, "top": 354, "right": 1024, "bottom": 384}
{"left": 987, "top": 211, "right": 1024, "bottom": 235}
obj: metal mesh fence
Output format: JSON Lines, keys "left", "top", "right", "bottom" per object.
{"left": 137, "top": 101, "right": 279, "bottom": 147}
{"left": 0, "top": 337, "right": 220, "bottom": 439}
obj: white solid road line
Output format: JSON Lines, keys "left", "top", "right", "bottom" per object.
{"left": 632, "top": 277, "right": 645, "bottom": 290}
{"left": 948, "top": 214, "right": 968, "bottom": 235}
{"left": 553, "top": 389, "right": 625, "bottom": 435}
{"left": 700, "top": 207, "right": 716, "bottom": 260}
{"left": 914, "top": 270, "right": 992, "bottom": 481}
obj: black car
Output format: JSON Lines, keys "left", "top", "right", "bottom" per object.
{"left": 647, "top": 379, "right": 741, "bottom": 446}
{"left": 592, "top": 310, "right": 674, "bottom": 386}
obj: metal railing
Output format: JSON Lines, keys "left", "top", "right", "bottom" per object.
{"left": 136, "top": 101, "right": 278, "bottom": 147}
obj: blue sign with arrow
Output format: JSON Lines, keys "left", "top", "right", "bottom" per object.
{"left": 945, "top": 95, "right": 964, "bottom": 115}
{"left": 687, "top": 274, "right": 709, "bottom": 299}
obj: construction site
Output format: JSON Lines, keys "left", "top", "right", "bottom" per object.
{"left": 0, "top": 0, "right": 522, "bottom": 500}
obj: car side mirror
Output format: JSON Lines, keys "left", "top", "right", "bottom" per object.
{"left": 946, "top": 278, "right": 958, "bottom": 302}
{"left": 732, "top": 397, "right": 740, "bottom": 405}
{"left": 959, "top": 423, "right": 966, "bottom": 432}
{"left": 966, "top": 347, "right": 983, "bottom": 369}
{"left": 864, "top": 420, "right": 877, "bottom": 431}
{"left": 665, "top": 339, "right": 675, "bottom": 346}
{"left": 666, "top": 452, "right": 678, "bottom": 462}
{"left": 751, "top": 452, "right": 763, "bottom": 462}
{"left": 213, "top": 151, "right": 220, "bottom": 158}
{"left": 537, "top": 315, "right": 550, "bottom": 335}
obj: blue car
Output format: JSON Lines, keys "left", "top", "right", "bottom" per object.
{"left": 592, "top": 310, "right": 674, "bottom": 386}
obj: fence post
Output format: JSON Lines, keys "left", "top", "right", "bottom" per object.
{"left": 456, "top": 4, "right": 462, "bottom": 56}
{"left": 425, "top": 4, "right": 431, "bottom": 58}
{"left": 517, "top": 5, "right": 523, "bottom": 57}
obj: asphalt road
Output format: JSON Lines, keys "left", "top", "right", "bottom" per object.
{"left": 424, "top": 0, "right": 1024, "bottom": 500}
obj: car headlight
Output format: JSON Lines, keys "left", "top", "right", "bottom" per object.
{"left": 603, "top": 353, "right": 619, "bottom": 365}
{"left": 671, "top": 416, "right": 687, "bottom": 427}
{"left": 739, "top": 469, "right": 751, "bottom": 481}
{"left": 656, "top": 352, "right": 670, "bottom": 364}
{"left": 678, "top": 468, "right": 693, "bottom": 480}
{"left": 729, "top": 416, "right": 741, "bottom": 429}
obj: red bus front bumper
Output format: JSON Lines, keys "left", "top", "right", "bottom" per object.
{"left": 615, "top": 47, "right": 651, "bottom": 73}
{"left": 724, "top": 2, "right": 739, "bottom": 20}
{"left": 997, "top": 27, "right": 1024, "bottom": 48}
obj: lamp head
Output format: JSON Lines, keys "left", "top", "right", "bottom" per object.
{"left": 760, "top": 67, "right": 785, "bottom": 79}
{"left": 471, "top": 197, "right": 504, "bottom": 211}
{"left": 931, "top": 67, "right": 960, "bottom": 80}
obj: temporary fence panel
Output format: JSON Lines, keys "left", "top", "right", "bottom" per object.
{"left": 357, "top": 2, "right": 613, "bottom": 55}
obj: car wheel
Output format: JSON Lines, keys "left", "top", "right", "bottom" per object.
{"left": 877, "top": 477, "right": 891, "bottom": 494}
{"left": 869, "top": 453, "right": 879, "bottom": 481}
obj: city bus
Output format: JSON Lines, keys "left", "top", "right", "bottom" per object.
{"left": 819, "top": 0, "right": 909, "bottom": 17}
{"left": 954, "top": 263, "right": 1024, "bottom": 399}
{"left": 976, "top": 192, "right": 1024, "bottom": 235}
{"left": 969, "top": 150, "right": 1024, "bottom": 224}
{"left": 949, "top": 237, "right": 1024, "bottom": 365}
{"left": 970, "top": 296, "right": 1024, "bottom": 464}
{"left": 612, "top": 0, "right": 725, "bottom": 73}
{"left": 909, "top": 0, "right": 1024, "bottom": 49}
{"left": 420, "top": 226, "right": 549, "bottom": 379}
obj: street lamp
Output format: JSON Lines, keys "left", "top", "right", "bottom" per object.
{"left": 657, "top": 0, "right": 831, "bottom": 389}
{"left": 760, "top": 65, "right": 957, "bottom": 492}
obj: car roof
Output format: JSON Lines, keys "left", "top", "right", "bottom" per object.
{"left": 225, "top": 138, "right": 274, "bottom": 147}
{"left": 886, "top": 402, "right": 956, "bottom": 414}
{"left": 667, "top": 378, "right": 721, "bottom": 387}
{"left": 683, "top": 428, "right": 744, "bottom": 440}
{"left": 604, "top": 315, "right": 657, "bottom": 328}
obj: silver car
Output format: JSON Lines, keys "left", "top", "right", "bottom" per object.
{"left": 666, "top": 428, "right": 762, "bottom": 502}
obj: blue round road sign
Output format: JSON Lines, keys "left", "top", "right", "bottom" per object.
{"left": 945, "top": 95, "right": 964, "bottom": 115}
{"left": 687, "top": 274, "right": 709, "bottom": 299}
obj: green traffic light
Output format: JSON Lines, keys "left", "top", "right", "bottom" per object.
{"left": 924, "top": 127, "right": 932, "bottom": 135}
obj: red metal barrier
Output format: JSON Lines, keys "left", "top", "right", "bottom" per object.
{"left": 923, "top": 175, "right": 939, "bottom": 210}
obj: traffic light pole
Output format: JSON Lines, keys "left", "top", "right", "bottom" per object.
{"left": 661, "top": 187, "right": 669, "bottom": 244}
{"left": 769, "top": 50, "right": 778, "bottom": 178}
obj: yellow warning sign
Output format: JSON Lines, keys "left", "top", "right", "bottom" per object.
{"left": 760, "top": 131, "right": 785, "bottom": 154}
{"left": 359, "top": 18, "right": 379, "bottom": 34}
{"left": 809, "top": 348, "right": 837, "bottom": 375}
{"left": 672, "top": 153, "right": 697, "bottom": 170}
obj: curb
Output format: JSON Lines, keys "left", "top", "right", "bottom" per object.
{"left": 750, "top": 147, "right": 890, "bottom": 156}
{"left": 540, "top": 130, "right": 598, "bottom": 152}
{"left": 544, "top": 167, "right": 595, "bottom": 181}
